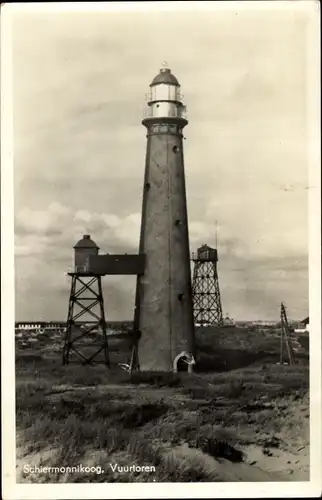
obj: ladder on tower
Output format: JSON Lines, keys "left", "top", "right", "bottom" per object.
{"left": 280, "top": 302, "right": 296, "bottom": 365}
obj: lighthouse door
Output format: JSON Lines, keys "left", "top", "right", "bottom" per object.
{"left": 176, "top": 356, "right": 189, "bottom": 372}
{"left": 173, "top": 351, "right": 191, "bottom": 372}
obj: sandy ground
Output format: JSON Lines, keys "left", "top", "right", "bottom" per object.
{"left": 241, "top": 393, "right": 310, "bottom": 481}
{"left": 162, "top": 394, "right": 309, "bottom": 482}
{"left": 16, "top": 385, "right": 309, "bottom": 482}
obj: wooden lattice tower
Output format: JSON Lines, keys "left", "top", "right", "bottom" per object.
{"left": 192, "top": 244, "right": 223, "bottom": 327}
{"left": 280, "top": 302, "right": 296, "bottom": 365}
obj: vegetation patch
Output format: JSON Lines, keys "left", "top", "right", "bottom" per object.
{"left": 16, "top": 328, "right": 309, "bottom": 483}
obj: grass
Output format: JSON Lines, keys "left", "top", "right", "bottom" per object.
{"left": 15, "top": 325, "right": 309, "bottom": 483}
{"left": 195, "top": 325, "right": 309, "bottom": 372}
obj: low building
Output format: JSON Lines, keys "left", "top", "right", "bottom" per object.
{"left": 222, "top": 315, "right": 236, "bottom": 327}
{"left": 294, "top": 316, "right": 309, "bottom": 334}
{"left": 15, "top": 321, "right": 66, "bottom": 333}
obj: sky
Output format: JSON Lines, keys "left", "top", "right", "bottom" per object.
{"left": 12, "top": 4, "right": 310, "bottom": 321}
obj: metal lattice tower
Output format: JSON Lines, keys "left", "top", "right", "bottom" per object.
{"left": 62, "top": 274, "right": 109, "bottom": 365}
{"left": 62, "top": 235, "right": 109, "bottom": 366}
{"left": 191, "top": 244, "right": 223, "bottom": 326}
{"left": 280, "top": 302, "right": 296, "bottom": 365}
{"left": 62, "top": 234, "right": 146, "bottom": 369}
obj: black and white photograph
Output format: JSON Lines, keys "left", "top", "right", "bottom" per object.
{"left": 1, "top": 1, "right": 321, "bottom": 498}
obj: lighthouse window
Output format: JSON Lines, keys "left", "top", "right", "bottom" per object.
{"left": 172, "top": 146, "right": 179, "bottom": 154}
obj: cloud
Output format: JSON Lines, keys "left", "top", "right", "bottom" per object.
{"left": 15, "top": 202, "right": 141, "bottom": 256}
{"left": 14, "top": 202, "right": 142, "bottom": 320}
{"left": 14, "top": 201, "right": 308, "bottom": 321}
{"left": 12, "top": 7, "right": 309, "bottom": 321}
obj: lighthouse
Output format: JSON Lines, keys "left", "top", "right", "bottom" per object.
{"left": 134, "top": 64, "right": 195, "bottom": 372}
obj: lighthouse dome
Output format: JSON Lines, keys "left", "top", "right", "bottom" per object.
{"left": 74, "top": 234, "right": 99, "bottom": 249}
{"left": 150, "top": 67, "right": 179, "bottom": 87}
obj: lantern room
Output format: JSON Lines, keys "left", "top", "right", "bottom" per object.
{"left": 144, "top": 64, "right": 187, "bottom": 120}
{"left": 192, "top": 244, "right": 218, "bottom": 262}
{"left": 73, "top": 234, "right": 99, "bottom": 273}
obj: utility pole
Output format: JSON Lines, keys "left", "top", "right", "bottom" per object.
{"left": 280, "top": 302, "right": 296, "bottom": 365}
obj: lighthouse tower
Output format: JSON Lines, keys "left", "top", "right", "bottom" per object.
{"left": 134, "top": 64, "right": 195, "bottom": 372}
